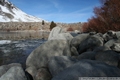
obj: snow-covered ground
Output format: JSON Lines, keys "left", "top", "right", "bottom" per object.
{"left": 0, "top": 40, "right": 11, "bottom": 44}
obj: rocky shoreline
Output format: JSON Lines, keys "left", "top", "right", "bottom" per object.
{"left": 0, "top": 26, "right": 120, "bottom": 80}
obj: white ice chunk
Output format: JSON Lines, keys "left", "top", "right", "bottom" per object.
{"left": 0, "top": 40, "right": 11, "bottom": 44}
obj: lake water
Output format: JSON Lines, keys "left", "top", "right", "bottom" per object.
{"left": 0, "top": 31, "right": 49, "bottom": 68}
{"left": 0, "top": 31, "right": 49, "bottom": 40}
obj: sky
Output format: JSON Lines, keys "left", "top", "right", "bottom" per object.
{"left": 9, "top": 0, "right": 101, "bottom": 23}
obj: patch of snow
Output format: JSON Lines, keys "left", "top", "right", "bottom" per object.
{"left": 3, "top": 49, "right": 10, "bottom": 53}
{"left": 12, "top": 41, "right": 19, "bottom": 44}
{"left": 0, "top": 5, "right": 10, "bottom": 13}
{"left": 4, "top": 0, "right": 8, "bottom": 3}
{"left": 15, "top": 43, "right": 27, "bottom": 48}
{"left": 0, "top": 40, "right": 11, "bottom": 44}
{"left": 0, "top": 16, "right": 5, "bottom": 21}
{"left": 12, "top": 7, "right": 42, "bottom": 22}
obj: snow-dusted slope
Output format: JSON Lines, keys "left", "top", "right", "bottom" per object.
{"left": 0, "top": 0, "right": 46, "bottom": 22}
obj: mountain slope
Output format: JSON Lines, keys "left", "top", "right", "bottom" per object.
{"left": 0, "top": 0, "right": 46, "bottom": 22}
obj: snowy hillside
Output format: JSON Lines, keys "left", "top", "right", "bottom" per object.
{"left": 0, "top": 0, "right": 45, "bottom": 22}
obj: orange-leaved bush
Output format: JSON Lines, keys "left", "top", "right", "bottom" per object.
{"left": 67, "top": 27, "right": 74, "bottom": 31}
{"left": 82, "top": 0, "right": 120, "bottom": 33}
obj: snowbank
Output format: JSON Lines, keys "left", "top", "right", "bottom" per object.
{"left": 0, "top": 40, "right": 11, "bottom": 44}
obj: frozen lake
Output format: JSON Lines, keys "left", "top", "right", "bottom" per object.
{"left": 0, "top": 31, "right": 48, "bottom": 68}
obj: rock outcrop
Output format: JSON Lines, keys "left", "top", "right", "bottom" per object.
{"left": 48, "top": 56, "right": 78, "bottom": 77}
{"left": 52, "top": 60, "right": 120, "bottom": 80}
{"left": 48, "top": 26, "right": 73, "bottom": 40}
{"left": 0, "top": 63, "right": 27, "bottom": 80}
{"left": 25, "top": 29, "right": 120, "bottom": 80}
{"left": 1, "top": 29, "right": 120, "bottom": 80}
